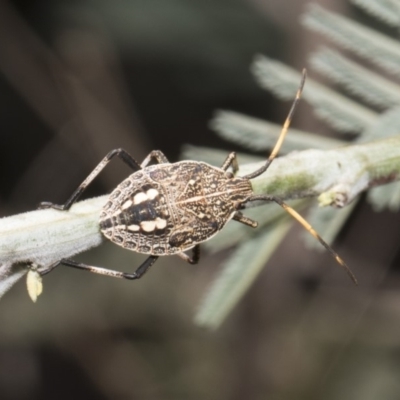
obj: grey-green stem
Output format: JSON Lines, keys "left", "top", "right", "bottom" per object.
{"left": 1, "top": 135, "right": 400, "bottom": 299}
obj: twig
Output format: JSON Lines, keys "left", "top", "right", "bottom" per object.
{"left": 2, "top": 135, "right": 400, "bottom": 299}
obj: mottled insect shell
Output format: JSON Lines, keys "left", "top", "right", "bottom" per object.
{"left": 99, "top": 161, "right": 253, "bottom": 255}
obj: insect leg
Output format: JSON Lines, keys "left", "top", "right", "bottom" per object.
{"left": 248, "top": 194, "right": 357, "bottom": 285}
{"left": 220, "top": 152, "right": 239, "bottom": 174}
{"left": 176, "top": 245, "right": 200, "bottom": 264}
{"left": 39, "top": 148, "right": 142, "bottom": 211}
{"left": 232, "top": 211, "right": 258, "bottom": 228}
{"left": 39, "top": 256, "right": 159, "bottom": 280}
{"left": 127, "top": 256, "right": 159, "bottom": 279}
{"left": 140, "top": 150, "right": 170, "bottom": 168}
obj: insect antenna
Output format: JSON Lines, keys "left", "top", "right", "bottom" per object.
{"left": 248, "top": 194, "right": 358, "bottom": 285}
{"left": 243, "top": 68, "right": 307, "bottom": 180}
{"left": 242, "top": 69, "right": 357, "bottom": 284}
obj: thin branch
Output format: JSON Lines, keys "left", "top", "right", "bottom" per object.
{"left": 0, "top": 196, "right": 106, "bottom": 299}
{"left": 2, "top": 135, "right": 400, "bottom": 299}
{"left": 245, "top": 135, "right": 400, "bottom": 206}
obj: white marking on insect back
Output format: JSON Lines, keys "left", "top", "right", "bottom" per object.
{"left": 155, "top": 217, "right": 167, "bottom": 229}
{"left": 146, "top": 188, "right": 159, "bottom": 200}
{"left": 140, "top": 220, "right": 156, "bottom": 232}
{"left": 134, "top": 192, "right": 148, "bottom": 204}
{"left": 122, "top": 199, "right": 133, "bottom": 209}
{"left": 127, "top": 224, "right": 140, "bottom": 232}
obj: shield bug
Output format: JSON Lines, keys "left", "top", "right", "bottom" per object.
{"left": 39, "top": 70, "right": 357, "bottom": 284}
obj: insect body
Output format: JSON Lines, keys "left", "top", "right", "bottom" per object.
{"left": 100, "top": 161, "right": 253, "bottom": 256}
{"left": 39, "top": 70, "right": 357, "bottom": 284}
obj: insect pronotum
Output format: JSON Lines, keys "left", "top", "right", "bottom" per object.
{"left": 39, "top": 69, "right": 357, "bottom": 285}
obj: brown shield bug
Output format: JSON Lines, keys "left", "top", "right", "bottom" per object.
{"left": 39, "top": 70, "right": 357, "bottom": 285}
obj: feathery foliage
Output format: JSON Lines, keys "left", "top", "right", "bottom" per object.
{"left": 195, "top": 219, "right": 293, "bottom": 329}
{"left": 352, "top": 0, "right": 400, "bottom": 27}
{"left": 210, "top": 110, "right": 344, "bottom": 152}
{"left": 302, "top": 3, "right": 400, "bottom": 76}
{"left": 252, "top": 56, "right": 377, "bottom": 134}
{"left": 193, "top": 0, "right": 400, "bottom": 328}
{"left": 309, "top": 47, "right": 400, "bottom": 110}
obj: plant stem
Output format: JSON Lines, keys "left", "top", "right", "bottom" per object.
{"left": 2, "top": 135, "right": 400, "bottom": 299}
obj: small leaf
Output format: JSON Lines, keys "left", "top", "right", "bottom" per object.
{"left": 195, "top": 219, "right": 292, "bottom": 329}
{"left": 302, "top": 4, "right": 400, "bottom": 76}
{"left": 252, "top": 55, "right": 377, "bottom": 134}
{"left": 26, "top": 268, "right": 43, "bottom": 302}
{"left": 210, "top": 111, "right": 344, "bottom": 152}
{"left": 310, "top": 48, "right": 400, "bottom": 110}
{"left": 351, "top": 0, "right": 400, "bottom": 28}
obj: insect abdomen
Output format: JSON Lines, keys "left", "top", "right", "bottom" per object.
{"left": 99, "top": 175, "right": 174, "bottom": 254}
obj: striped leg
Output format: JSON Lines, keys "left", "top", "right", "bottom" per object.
{"left": 220, "top": 152, "right": 239, "bottom": 175}
{"left": 232, "top": 211, "right": 258, "bottom": 228}
{"left": 39, "top": 255, "right": 159, "bottom": 279}
{"left": 39, "top": 148, "right": 142, "bottom": 211}
{"left": 140, "top": 150, "right": 169, "bottom": 167}
{"left": 177, "top": 245, "right": 200, "bottom": 264}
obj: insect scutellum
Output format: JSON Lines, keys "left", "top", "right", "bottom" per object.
{"left": 38, "top": 69, "right": 357, "bottom": 285}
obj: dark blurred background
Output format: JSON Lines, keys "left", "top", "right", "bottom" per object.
{"left": 2, "top": 0, "right": 400, "bottom": 399}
